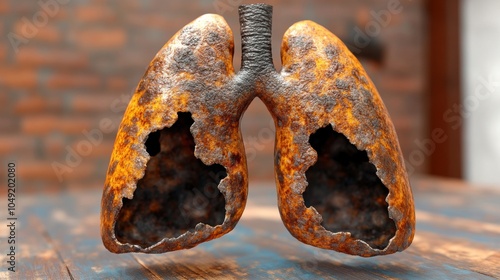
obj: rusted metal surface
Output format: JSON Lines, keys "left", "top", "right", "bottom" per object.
{"left": 101, "top": 4, "right": 415, "bottom": 257}
{"left": 270, "top": 19, "right": 415, "bottom": 257}
{"left": 101, "top": 13, "right": 251, "bottom": 253}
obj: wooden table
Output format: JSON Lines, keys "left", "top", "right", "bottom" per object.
{"left": 2, "top": 176, "right": 500, "bottom": 279}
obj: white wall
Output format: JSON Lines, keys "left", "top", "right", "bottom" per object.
{"left": 462, "top": 0, "right": 500, "bottom": 186}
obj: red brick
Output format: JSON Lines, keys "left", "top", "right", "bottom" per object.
{"left": 61, "top": 161, "right": 98, "bottom": 181}
{"left": 67, "top": 180, "right": 106, "bottom": 191}
{"left": 18, "top": 160, "right": 97, "bottom": 185}
{"left": 11, "top": 2, "right": 35, "bottom": 14}
{"left": 91, "top": 0, "right": 112, "bottom": 5}
{"left": 75, "top": 6, "right": 117, "bottom": 22}
{"left": 121, "top": 0, "right": 143, "bottom": 10}
{"left": 379, "top": 76, "right": 423, "bottom": 93}
{"left": 37, "top": 5, "right": 70, "bottom": 20}
{"left": 43, "top": 131, "right": 114, "bottom": 161}
{"left": 0, "top": 135, "right": 35, "bottom": 155}
{"left": 13, "top": 21, "right": 61, "bottom": 43}
{"left": 17, "top": 160, "right": 57, "bottom": 182}
{"left": 103, "top": 116, "right": 123, "bottom": 132}
{"left": 16, "top": 47, "right": 88, "bottom": 68}
{"left": 14, "top": 95, "right": 62, "bottom": 114}
{"left": 72, "top": 27, "right": 126, "bottom": 49}
{"left": 47, "top": 72, "right": 101, "bottom": 89}
{"left": 56, "top": 117, "right": 94, "bottom": 134}
{"left": 69, "top": 139, "right": 114, "bottom": 157}
{"left": 14, "top": 96, "right": 44, "bottom": 113}
{"left": 392, "top": 117, "right": 417, "bottom": 131}
{"left": 0, "top": 117, "right": 17, "bottom": 134}
{"left": 35, "top": 25, "right": 61, "bottom": 43}
{"left": 9, "top": 3, "right": 69, "bottom": 20}
{"left": 92, "top": 140, "right": 114, "bottom": 157}
{"left": 21, "top": 115, "right": 93, "bottom": 135}
{"left": 0, "top": 91, "right": 7, "bottom": 104}
{"left": 125, "top": 14, "right": 170, "bottom": 28}
{"left": 0, "top": 66, "right": 37, "bottom": 88}
{"left": 71, "top": 94, "right": 118, "bottom": 113}
{"left": 114, "top": 49, "right": 151, "bottom": 69}
{"left": 21, "top": 115, "right": 57, "bottom": 134}
{"left": 0, "top": 1, "right": 8, "bottom": 14}
{"left": 0, "top": 44, "right": 6, "bottom": 61}
{"left": 44, "top": 134, "right": 67, "bottom": 157}
{"left": 106, "top": 77, "right": 128, "bottom": 90}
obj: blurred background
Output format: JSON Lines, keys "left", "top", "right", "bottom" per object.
{"left": 0, "top": 0, "right": 498, "bottom": 192}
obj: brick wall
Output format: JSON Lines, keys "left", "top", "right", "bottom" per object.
{"left": 0, "top": 0, "right": 427, "bottom": 192}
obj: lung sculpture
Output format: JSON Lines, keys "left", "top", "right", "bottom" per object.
{"left": 101, "top": 4, "right": 415, "bottom": 257}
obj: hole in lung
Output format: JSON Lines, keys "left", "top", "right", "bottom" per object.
{"left": 144, "top": 130, "right": 161, "bottom": 156}
{"left": 303, "top": 125, "right": 396, "bottom": 249}
{"left": 115, "top": 112, "right": 227, "bottom": 248}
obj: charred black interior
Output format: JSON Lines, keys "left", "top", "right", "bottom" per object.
{"left": 303, "top": 125, "right": 396, "bottom": 249}
{"left": 115, "top": 112, "right": 227, "bottom": 248}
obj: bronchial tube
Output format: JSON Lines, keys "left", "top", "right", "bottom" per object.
{"left": 239, "top": 4, "right": 275, "bottom": 73}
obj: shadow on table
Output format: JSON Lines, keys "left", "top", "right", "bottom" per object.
{"left": 119, "top": 258, "right": 426, "bottom": 279}
{"left": 292, "top": 259, "right": 426, "bottom": 279}
{"left": 121, "top": 258, "right": 247, "bottom": 279}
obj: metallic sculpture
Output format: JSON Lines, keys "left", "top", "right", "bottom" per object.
{"left": 101, "top": 4, "right": 415, "bottom": 257}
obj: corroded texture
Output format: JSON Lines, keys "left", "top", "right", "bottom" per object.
{"left": 266, "top": 20, "right": 415, "bottom": 256}
{"left": 101, "top": 14, "right": 252, "bottom": 253}
{"left": 302, "top": 125, "right": 396, "bottom": 250}
{"left": 101, "top": 4, "right": 415, "bottom": 256}
{"left": 114, "top": 112, "right": 227, "bottom": 248}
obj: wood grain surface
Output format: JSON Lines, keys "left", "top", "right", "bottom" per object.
{"left": 1, "top": 176, "right": 499, "bottom": 279}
